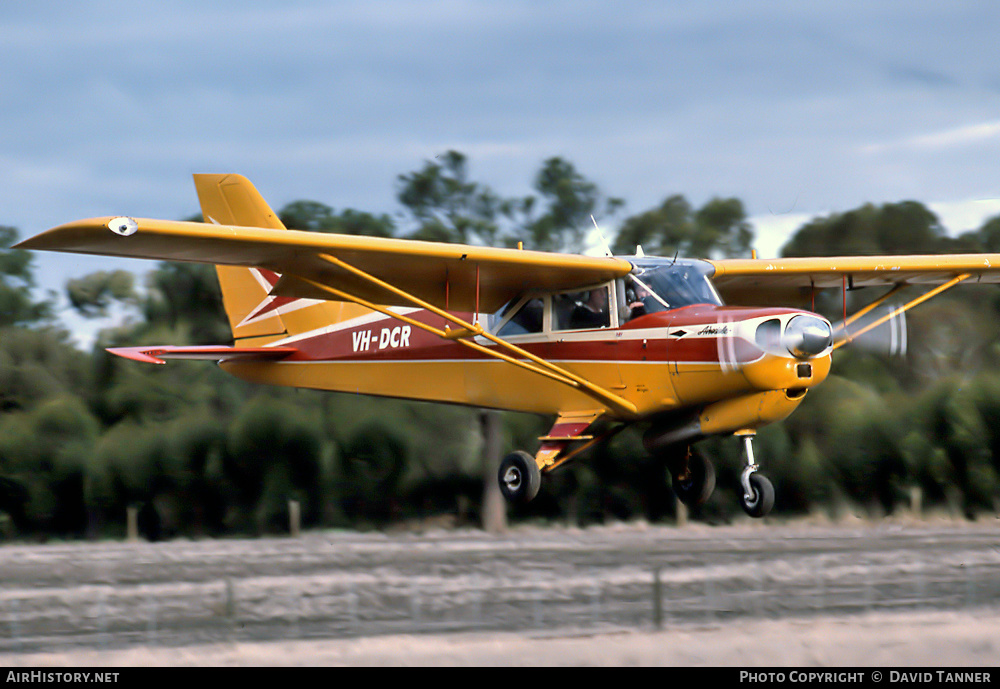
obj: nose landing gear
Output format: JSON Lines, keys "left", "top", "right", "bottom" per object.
{"left": 738, "top": 433, "right": 774, "bottom": 518}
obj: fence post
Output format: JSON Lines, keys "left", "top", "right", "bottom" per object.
{"left": 288, "top": 500, "right": 301, "bottom": 537}
{"left": 9, "top": 598, "right": 21, "bottom": 652}
{"left": 126, "top": 506, "right": 139, "bottom": 542}
{"left": 675, "top": 498, "right": 688, "bottom": 527}
{"left": 653, "top": 567, "right": 663, "bottom": 630}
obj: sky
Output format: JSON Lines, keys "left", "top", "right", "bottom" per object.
{"left": 3, "top": 1, "right": 1000, "bottom": 343}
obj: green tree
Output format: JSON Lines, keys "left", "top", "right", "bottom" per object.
{"left": 279, "top": 201, "right": 395, "bottom": 238}
{"left": 397, "top": 150, "right": 504, "bottom": 244}
{"left": 0, "top": 397, "right": 100, "bottom": 536}
{"left": 519, "top": 157, "right": 623, "bottom": 252}
{"left": 612, "top": 195, "right": 692, "bottom": 256}
{"left": 952, "top": 214, "right": 1000, "bottom": 252}
{"left": 825, "top": 401, "right": 908, "bottom": 516}
{"left": 141, "top": 263, "right": 230, "bottom": 344}
{"left": 278, "top": 201, "right": 336, "bottom": 231}
{"left": 0, "top": 327, "right": 92, "bottom": 413}
{"left": 693, "top": 197, "right": 754, "bottom": 258}
{"left": 225, "top": 396, "right": 325, "bottom": 533}
{"left": 167, "top": 414, "right": 228, "bottom": 536}
{"left": 781, "top": 201, "right": 944, "bottom": 257}
{"left": 88, "top": 421, "right": 181, "bottom": 538}
{"left": 612, "top": 195, "right": 753, "bottom": 258}
{"left": 65, "top": 270, "right": 137, "bottom": 318}
{"left": 920, "top": 380, "right": 994, "bottom": 518}
{"left": 0, "top": 226, "right": 51, "bottom": 326}
{"left": 339, "top": 420, "right": 408, "bottom": 523}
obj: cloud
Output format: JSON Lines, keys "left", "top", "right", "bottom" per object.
{"left": 8, "top": 2, "right": 1000, "bottom": 313}
{"left": 862, "top": 120, "right": 1000, "bottom": 155}
{"left": 749, "top": 212, "right": 816, "bottom": 259}
{"left": 930, "top": 198, "right": 1000, "bottom": 234}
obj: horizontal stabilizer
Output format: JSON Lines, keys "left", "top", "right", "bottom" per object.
{"left": 106, "top": 345, "right": 298, "bottom": 365}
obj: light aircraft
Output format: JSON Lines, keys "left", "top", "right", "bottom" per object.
{"left": 17, "top": 175, "right": 1000, "bottom": 517}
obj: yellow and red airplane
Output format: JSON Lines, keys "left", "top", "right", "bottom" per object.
{"left": 17, "top": 175, "right": 1000, "bottom": 517}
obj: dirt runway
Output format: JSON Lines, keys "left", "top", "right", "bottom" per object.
{"left": 1, "top": 518, "right": 998, "bottom": 665}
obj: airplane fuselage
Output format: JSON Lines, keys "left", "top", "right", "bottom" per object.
{"left": 220, "top": 301, "right": 832, "bottom": 438}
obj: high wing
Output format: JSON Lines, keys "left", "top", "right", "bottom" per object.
{"left": 16, "top": 176, "right": 640, "bottom": 418}
{"left": 16, "top": 216, "right": 633, "bottom": 313}
{"left": 707, "top": 254, "right": 1000, "bottom": 305}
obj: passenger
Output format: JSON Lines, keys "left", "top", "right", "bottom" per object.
{"left": 570, "top": 289, "right": 609, "bottom": 329}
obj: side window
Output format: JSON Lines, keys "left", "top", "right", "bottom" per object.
{"left": 496, "top": 297, "right": 544, "bottom": 337}
{"left": 552, "top": 286, "right": 611, "bottom": 331}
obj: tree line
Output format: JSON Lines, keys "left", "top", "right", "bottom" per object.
{"left": 1, "top": 151, "right": 999, "bottom": 541}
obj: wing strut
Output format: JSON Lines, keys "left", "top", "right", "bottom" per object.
{"left": 298, "top": 254, "right": 639, "bottom": 418}
{"left": 841, "top": 282, "right": 907, "bottom": 330}
{"left": 832, "top": 273, "right": 970, "bottom": 350}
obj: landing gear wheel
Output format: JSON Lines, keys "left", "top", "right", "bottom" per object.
{"left": 498, "top": 451, "right": 541, "bottom": 503}
{"left": 671, "top": 450, "right": 716, "bottom": 506}
{"left": 740, "top": 473, "right": 774, "bottom": 518}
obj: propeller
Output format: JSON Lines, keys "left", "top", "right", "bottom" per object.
{"left": 718, "top": 312, "right": 838, "bottom": 373}
{"left": 711, "top": 301, "right": 906, "bottom": 374}
{"left": 832, "top": 303, "right": 907, "bottom": 357}
{"left": 717, "top": 313, "right": 742, "bottom": 373}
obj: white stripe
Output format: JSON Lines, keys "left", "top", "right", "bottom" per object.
{"left": 269, "top": 307, "right": 423, "bottom": 346}
{"left": 249, "top": 267, "right": 274, "bottom": 292}
{"left": 268, "top": 357, "right": 764, "bottom": 367}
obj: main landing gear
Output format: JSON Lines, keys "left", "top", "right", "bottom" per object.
{"left": 498, "top": 450, "right": 542, "bottom": 503}
{"left": 667, "top": 447, "right": 716, "bottom": 507}
{"left": 497, "top": 432, "right": 775, "bottom": 518}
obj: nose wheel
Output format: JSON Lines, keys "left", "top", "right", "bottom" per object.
{"left": 738, "top": 434, "right": 774, "bottom": 518}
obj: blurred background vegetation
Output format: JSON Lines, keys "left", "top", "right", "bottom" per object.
{"left": 2, "top": 151, "right": 1000, "bottom": 540}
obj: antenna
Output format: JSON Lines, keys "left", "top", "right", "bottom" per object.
{"left": 590, "top": 215, "right": 614, "bottom": 257}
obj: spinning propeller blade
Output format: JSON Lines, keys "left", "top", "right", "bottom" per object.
{"left": 715, "top": 314, "right": 731, "bottom": 372}
{"left": 832, "top": 304, "right": 907, "bottom": 357}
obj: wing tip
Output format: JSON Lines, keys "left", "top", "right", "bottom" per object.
{"left": 106, "top": 347, "right": 168, "bottom": 364}
{"left": 13, "top": 217, "right": 118, "bottom": 250}
{"left": 106, "top": 344, "right": 298, "bottom": 365}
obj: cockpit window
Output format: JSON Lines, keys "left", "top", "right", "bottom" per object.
{"left": 624, "top": 259, "right": 721, "bottom": 320}
{"left": 553, "top": 286, "right": 611, "bottom": 331}
{"left": 492, "top": 297, "right": 544, "bottom": 336}
{"left": 623, "top": 275, "right": 668, "bottom": 320}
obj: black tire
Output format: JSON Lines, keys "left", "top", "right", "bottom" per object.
{"left": 741, "top": 473, "right": 775, "bottom": 518}
{"left": 498, "top": 451, "right": 541, "bottom": 503}
{"left": 671, "top": 450, "right": 716, "bottom": 506}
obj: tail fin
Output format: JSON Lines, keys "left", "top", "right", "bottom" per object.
{"left": 193, "top": 174, "right": 365, "bottom": 345}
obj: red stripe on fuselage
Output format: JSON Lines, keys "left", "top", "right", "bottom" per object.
{"left": 280, "top": 305, "right": 802, "bottom": 365}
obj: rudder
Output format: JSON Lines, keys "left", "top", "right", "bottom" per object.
{"left": 193, "top": 174, "right": 354, "bottom": 345}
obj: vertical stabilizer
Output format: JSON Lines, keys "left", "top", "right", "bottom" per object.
{"left": 193, "top": 174, "right": 350, "bottom": 345}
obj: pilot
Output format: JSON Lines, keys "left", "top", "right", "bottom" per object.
{"left": 626, "top": 282, "right": 657, "bottom": 320}
{"left": 570, "top": 289, "right": 609, "bottom": 329}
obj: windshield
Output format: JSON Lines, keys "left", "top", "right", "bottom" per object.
{"left": 625, "top": 259, "right": 721, "bottom": 318}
